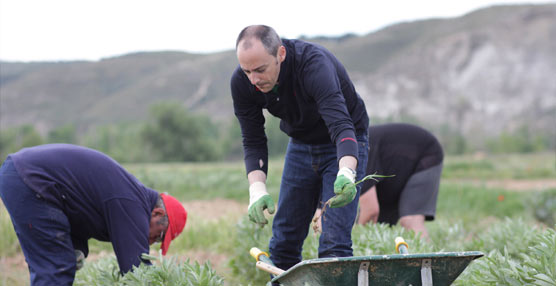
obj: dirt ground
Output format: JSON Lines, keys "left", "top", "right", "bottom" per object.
{"left": 1, "top": 180, "right": 555, "bottom": 284}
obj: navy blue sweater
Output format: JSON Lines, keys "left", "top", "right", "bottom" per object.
{"left": 9, "top": 144, "right": 159, "bottom": 273}
{"left": 231, "top": 39, "right": 369, "bottom": 174}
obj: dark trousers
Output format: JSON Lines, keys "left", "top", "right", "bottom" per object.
{"left": 269, "top": 134, "right": 369, "bottom": 271}
{"left": 0, "top": 157, "right": 76, "bottom": 286}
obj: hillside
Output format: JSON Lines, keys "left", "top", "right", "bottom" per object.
{"left": 1, "top": 4, "right": 554, "bottom": 149}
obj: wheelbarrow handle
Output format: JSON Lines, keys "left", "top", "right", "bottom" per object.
{"left": 395, "top": 236, "right": 409, "bottom": 254}
{"left": 256, "top": 261, "right": 286, "bottom": 276}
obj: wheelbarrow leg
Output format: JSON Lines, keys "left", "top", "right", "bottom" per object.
{"left": 358, "top": 262, "right": 370, "bottom": 286}
{"left": 421, "top": 259, "right": 433, "bottom": 286}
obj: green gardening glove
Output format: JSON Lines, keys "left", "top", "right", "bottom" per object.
{"left": 329, "top": 167, "right": 357, "bottom": 208}
{"left": 248, "top": 182, "right": 276, "bottom": 227}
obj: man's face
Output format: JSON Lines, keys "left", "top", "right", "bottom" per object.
{"left": 148, "top": 208, "right": 167, "bottom": 245}
{"left": 237, "top": 39, "right": 285, "bottom": 93}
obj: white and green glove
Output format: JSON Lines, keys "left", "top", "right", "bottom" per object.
{"left": 247, "top": 182, "right": 275, "bottom": 227}
{"left": 329, "top": 167, "right": 357, "bottom": 208}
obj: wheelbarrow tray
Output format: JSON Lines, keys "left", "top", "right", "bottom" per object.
{"left": 271, "top": 251, "right": 483, "bottom": 286}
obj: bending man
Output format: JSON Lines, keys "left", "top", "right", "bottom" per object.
{"left": 358, "top": 123, "right": 444, "bottom": 238}
{"left": 0, "top": 144, "right": 187, "bottom": 285}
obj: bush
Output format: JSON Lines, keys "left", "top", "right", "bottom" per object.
{"left": 486, "top": 125, "right": 551, "bottom": 154}
{"left": 461, "top": 228, "right": 556, "bottom": 285}
{"left": 75, "top": 254, "right": 224, "bottom": 286}
{"left": 0, "top": 125, "right": 44, "bottom": 160}
{"left": 465, "top": 218, "right": 541, "bottom": 258}
{"left": 141, "top": 103, "right": 223, "bottom": 162}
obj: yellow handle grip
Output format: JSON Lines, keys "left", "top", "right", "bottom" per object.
{"left": 250, "top": 247, "right": 270, "bottom": 262}
{"left": 395, "top": 237, "right": 409, "bottom": 254}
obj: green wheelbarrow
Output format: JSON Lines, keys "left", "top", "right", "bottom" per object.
{"left": 250, "top": 237, "right": 484, "bottom": 286}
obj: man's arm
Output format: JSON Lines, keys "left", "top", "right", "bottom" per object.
{"left": 231, "top": 69, "right": 269, "bottom": 175}
{"left": 339, "top": 155, "right": 357, "bottom": 171}
{"left": 248, "top": 169, "right": 266, "bottom": 185}
{"left": 104, "top": 198, "right": 151, "bottom": 274}
{"left": 300, "top": 54, "right": 360, "bottom": 163}
{"left": 231, "top": 70, "right": 275, "bottom": 226}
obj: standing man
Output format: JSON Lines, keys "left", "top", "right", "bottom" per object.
{"left": 0, "top": 144, "right": 188, "bottom": 286}
{"left": 231, "top": 25, "right": 369, "bottom": 272}
{"left": 357, "top": 123, "right": 444, "bottom": 238}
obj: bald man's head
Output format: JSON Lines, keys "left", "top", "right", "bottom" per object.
{"left": 236, "top": 25, "right": 282, "bottom": 56}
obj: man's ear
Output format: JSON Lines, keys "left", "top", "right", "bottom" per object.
{"left": 151, "top": 207, "right": 166, "bottom": 218}
{"left": 278, "top": 45, "right": 286, "bottom": 63}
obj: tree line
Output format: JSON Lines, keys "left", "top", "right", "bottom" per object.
{"left": 0, "top": 102, "right": 552, "bottom": 163}
{"left": 0, "top": 102, "right": 289, "bottom": 163}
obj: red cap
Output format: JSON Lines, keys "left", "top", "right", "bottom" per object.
{"left": 160, "top": 193, "right": 187, "bottom": 255}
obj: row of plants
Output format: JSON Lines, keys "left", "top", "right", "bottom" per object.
{"left": 1, "top": 153, "right": 554, "bottom": 285}
{"left": 75, "top": 254, "right": 223, "bottom": 286}
{"left": 66, "top": 214, "right": 555, "bottom": 286}
{"left": 224, "top": 182, "right": 555, "bottom": 285}
{"left": 66, "top": 183, "right": 555, "bottom": 285}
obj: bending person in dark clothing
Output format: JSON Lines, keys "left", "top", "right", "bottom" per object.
{"left": 0, "top": 144, "right": 188, "bottom": 286}
{"left": 358, "top": 123, "right": 444, "bottom": 238}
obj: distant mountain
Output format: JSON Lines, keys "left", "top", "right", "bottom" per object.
{"left": 1, "top": 4, "right": 554, "bottom": 149}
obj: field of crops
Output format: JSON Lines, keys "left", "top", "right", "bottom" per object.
{"left": 1, "top": 152, "right": 555, "bottom": 285}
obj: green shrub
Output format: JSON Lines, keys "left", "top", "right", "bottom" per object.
{"left": 74, "top": 256, "right": 121, "bottom": 286}
{"left": 141, "top": 103, "right": 223, "bottom": 162}
{"left": 486, "top": 126, "right": 551, "bottom": 154}
{"left": 465, "top": 218, "right": 541, "bottom": 258}
{"left": 426, "top": 220, "right": 471, "bottom": 252}
{"left": 460, "top": 228, "right": 556, "bottom": 285}
{"left": 352, "top": 223, "right": 433, "bottom": 255}
{"left": 75, "top": 254, "right": 224, "bottom": 286}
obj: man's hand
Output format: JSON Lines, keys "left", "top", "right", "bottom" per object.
{"left": 248, "top": 182, "right": 276, "bottom": 227}
{"left": 329, "top": 167, "right": 356, "bottom": 208}
{"left": 75, "top": 249, "right": 85, "bottom": 270}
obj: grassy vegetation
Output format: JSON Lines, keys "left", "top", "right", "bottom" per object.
{"left": 125, "top": 160, "right": 284, "bottom": 202}
{"left": 436, "top": 183, "right": 529, "bottom": 227}
{"left": 0, "top": 206, "right": 20, "bottom": 257}
{"left": 442, "top": 152, "right": 556, "bottom": 179}
{"left": 0, "top": 153, "right": 555, "bottom": 285}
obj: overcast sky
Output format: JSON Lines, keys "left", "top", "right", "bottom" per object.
{"left": 0, "top": 0, "right": 552, "bottom": 62}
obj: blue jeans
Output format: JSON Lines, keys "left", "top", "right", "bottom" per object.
{"left": 0, "top": 157, "right": 76, "bottom": 286}
{"left": 269, "top": 134, "right": 369, "bottom": 270}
